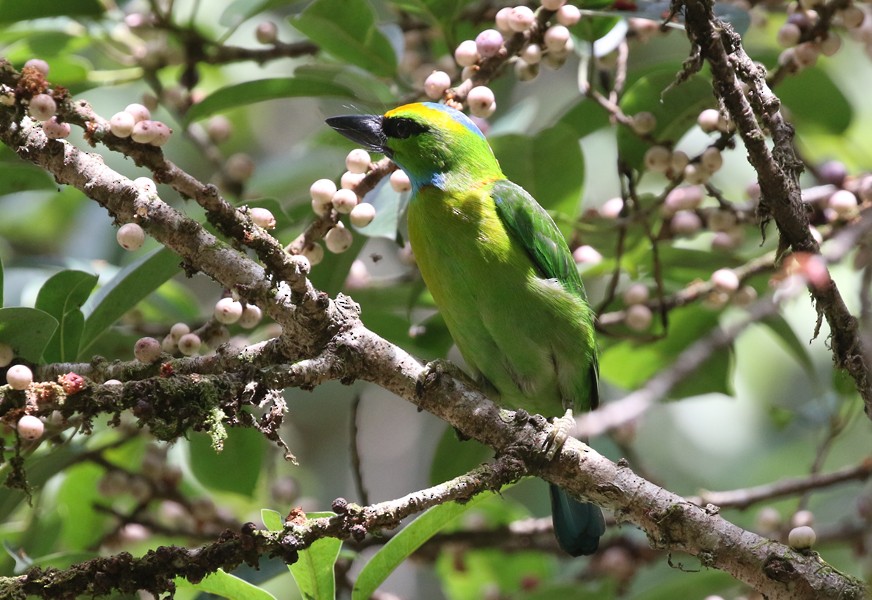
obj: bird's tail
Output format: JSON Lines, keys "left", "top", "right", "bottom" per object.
{"left": 549, "top": 484, "right": 605, "bottom": 556}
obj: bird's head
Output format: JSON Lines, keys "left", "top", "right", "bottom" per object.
{"left": 326, "top": 102, "right": 502, "bottom": 192}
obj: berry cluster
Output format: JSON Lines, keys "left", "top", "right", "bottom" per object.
{"left": 109, "top": 103, "right": 173, "bottom": 146}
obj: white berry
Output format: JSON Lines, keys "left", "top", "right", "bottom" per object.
{"left": 110, "top": 111, "right": 136, "bottom": 138}
{"left": 697, "top": 109, "right": 721, "bottom": 133}
{"left": 177, "top": 333, "right": 202, "bottom": 356}
{"left": 6, "top": 364, "right": 33, "bottom": 390}
{"left": 468, "top": 86, "right": 496, "bottom": 118}
{"left": 340, "top": 170, "right": 365, "bottom": 190}
{"left": 311, "top": 179, "right": 337, "bottom": 215}
{"left": 390, "top": 169, "right": 412, "bottom": 193}
{"left": 0, "top": 343, "right": 13, "bottom": 367}
{"left": 541, "top": 0, "right": 566, "bottom": 9}
{"left": 711, "top": 268, "right": 740, "bottom": 292}
{"left": 239, "top": 305, "right": 263, "bottom": 329}
{"left": 214, "top": 298, "right": 244, "bottom": 324}
{"left": 600, "top": 196, "right": 624, "bottom": 219}
{"left": 17, "top": 415, "right": 44, "bottom": 441}
{"left": 424, "top": 70, "right": 452, "bottom": 99}
{"left": 544, "top": 25, "right": 571, "bottom": 52}
{"left": 350, "top": 202, "right": 376, "bottom": 227}
{"left": 124, "top": 103, "right": 151, "bottom": 123}
{"left": 134, "top": 177, "right": 157, "bottom": 195}
{"left": 625, "top": 304, "right": 653, "bottom": 331}
{"left": 475, "top": 29, "right": 504, "bottom": 58}
{"left": 250, "top": 207, "right": 276, "bottom": 229}
{"left": 332, "top": 188, "right": 359, "bottom": 214}
{"left": 170, "top": 322, "right": 190, "bottom": 340}
{"left": 345, "top": 149, "right": 371, "bottom": 174}
{"left": 572, "top": 245, "right": 602, "bottom": 265}
{"left": 623, "top": 283, "right": 650, "bottom": 306}
{"left": 454, "top": 40, "right": 479, "bottom": 67}
{"left": 788, "top": 525, "right": 816, "bottom": 550}
{"left": 134, "top": 337, "right": 161, "bottom": 363}
{"left": 829, "top": 190, "right": 858, "bottom": 217}
{"left": 301, "top": 242, "right": 324, "bottom": 266}
{"left": 495, "top": 8, "right": 513, "bottom": 31}
{"left": 556, "top": 4, "right": 581, "bottom": 26}
{"left": 161, "top": 334, "right": 177, "bottom": 353}
{"left": 325, "top": 223, "right": 354, "bottom": 253}
{"left": 117, "top": 223, "right": 146, "bottom": 251}
{"left": 43, "top": 117, "right": 70, "bottom": 139}
{"left": 29, "top": 94, "right": 56, "bottom": 121}
{"left": 521, "top": 44, "right": 542, "bottom": 64}
{"left": 508, "top": 6, "right": 535, "bottom": 32}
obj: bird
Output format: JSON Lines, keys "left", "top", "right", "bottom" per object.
{"left": 327, "top": 101, "right": 604, "bottom": 556}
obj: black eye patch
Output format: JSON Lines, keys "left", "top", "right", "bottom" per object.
{"left": 383, "top": 117, "right": 429, "bottom": 139}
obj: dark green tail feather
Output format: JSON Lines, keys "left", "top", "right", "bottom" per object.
{"left": 549, "top": 484, "right": 605, "bottom": 556}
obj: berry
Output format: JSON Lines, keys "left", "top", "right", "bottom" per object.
{"left": 206, "top": 115, "right": 233, "bottom": 143}
{"left": 839, "top": 6, "right": 865, "bottom": 29}
{"left": 670, "top": 150, "right": 690, "bottom": 173}
{"left": 508, "top": 6, "right": 536, "bottom": 31}
{"left": 792, "top": 509, "right": 815, "bottom": 527}
{"left": 332, "top": 188, "right": 359, "bottom": 214}
{"left": 24, "top": 58, "right": 50, "bottom": 75}
{"left": 468, "top": 86, "right": 496, "bottom": 118}
{"left": 777, "top": 23, "right": 802, "bottom": 47}
{"left": 623, "top": 283, "right": 649, "bottom": 306}
{"left": 454, "top": 40, "right": 479, "bottom": 67}
{"left": 170, "top": 322, "right": 190, "bottom": 340}
{"left": 664, "top": 186, "right": 703, "bottom": 213}
{"left": 424, "top": 70, "right": 452, "bottom": 99}
{"left": 683, "top": 164, "right": 710, "bottom": 185}
{"left": 697, "top": 109, "right": 721, "bottom": 133}
{"left": 214, "top": 298, "right": 244, "bottom": 324}
{"left": 556, "top": 4, "right": 581, "bottom": 26}
{"left": 625, "top": 304, "right": 653, "bottom": 331}
{"left": 124, "top": 103, "right": 151, "bottom": 123}
{"left": 788, "top": 525, "right": 816, "bottom": 550}
{"left": 390, "top": 170, "right": 412, "bottom": 193}
{"left": 631, "top": 111, "right": 657, "bottom": 135}
{"left": 239, "top": 305, "right": 263, "bottom": 329}
{"left": 707, "top": 210, "right": 737, "bottom": 232}
{"left": 521, "top": 43, "right": 542, "bottom": 64}
{"left": 644, "top": 145, "right": 671, "bottom": 173}
{"left": 514, "top": 60, "right": 539, "bottom": 82}
{"left": 711, "top": 268, "right": 740, "bottom": 292}
{"left": 161, "top": 334, "right": 177, "bottom": 353}
{"left": 541, "top": 0, "right": 566, "bottom": 9}
{"left": 700, "top": 147, "right": 723, "bottom": 172}
{"left": 250, "top": 207, "right": 276, "bottom": 229}
{"left": 0, "top": 343, "right": 13, "bottom": 367}
{"left": 134, "top": 337, "right": 161, "bottom": 363}
{"left": 818, "top": 160, "right": 847, "bottom": 186}
{"left": 829, "top": 190, "right": 858, "bottom": 217}
{"left": 6, "top": 364, "right": 33, "bottom": 390}
{"left": 350, "top": 202, "right": 376, "bottom": 227}
{"left": 340, "top": 170, "right": 365, "bottom": 190}
{"left": 600, "top": 196, "right": 624, "bottom": 219}
{"left": 131, "top": 120, "right": 159, "bottom": 144}
{"left": 29, "top": 94, "right": 56, "bottom": 121}
{"left": 572, "top": 245, "right": 602, "bottom": 265}
{"left": 43, "top": 117, "right": 71, "bottom": 140}
{"left": 671, "top": 210, "right": 702, "bottom": 235}
{"left": 544, "top": 25, "right": 571, "bottom": 52}
{"left": 17, "top": 415, "right": 44, "bottom": 441}
{"left": 110, "top": 111, "right": 136, "bottom": 137}
{"left": 117, "top": 223, "right": 146, "bottom": 251}
{"left": 476, "top": 29, "right": 504, "bottom": 58}
{"left": 311, "top": 179, "right": 337, "bottom": 215}
{"left": 134, "top": 177, "right": 157, "bottom": 195}
{"left": 345, "top": 149, "right": 371, "bottom": 174}
{"left": 149, "top": 121, "right": 172, "bottom": 146}
{"left": 225, "top": 153, "right": 255, "bottom": 182}
{"left": 495, "top": 8, "right": 513, "bottom": 32}
{"left": 301, "top": 242, "right": 324, "bottom": 266}
{"left": 256, "top": 21, "right": 278, "bottom": 44}
{"left": 325, "top": 223, "right": 354, "bottom": 253}
{"left": 177, "top": 333, "right": 202, "bottom": 356}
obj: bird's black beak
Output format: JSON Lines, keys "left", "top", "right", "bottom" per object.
{"left": 326, "top": 114, "right": 388, "bottom": 155}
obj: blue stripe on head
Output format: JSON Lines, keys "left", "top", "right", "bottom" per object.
{"left": 421, "top": 102, "right": 486, "bottom": 140}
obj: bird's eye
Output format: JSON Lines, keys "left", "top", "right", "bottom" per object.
{"left": 384, "top": 117, "right": 426, "bottom": 140}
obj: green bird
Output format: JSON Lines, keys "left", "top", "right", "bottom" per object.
{"left": 327, "top": 102, "right": 604, "bottom": 556}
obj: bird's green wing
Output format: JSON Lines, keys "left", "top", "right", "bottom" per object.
{"left": 491, "top": 178, "right": 599, "bottom": 410}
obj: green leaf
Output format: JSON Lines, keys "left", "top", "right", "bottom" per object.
{"left": 352, "top": 490, "right": 500, "bottom": 600}
{"left": 0, "top": 307, "right": 58, "bottom": 363}
{"left": 0, "top": 163, "right": 54, "bottom": 195}
{"left": 262, "top": 509, "right": 342, "bottom": 600}
{"left": 760, "top": 315, "right": 815, "bottom": 373}
{"left": 290, "top": 0, "right": 397, "bottom": 77}
{"left": 0, "top": 255, "right": 4, "bottom": 307}
{"left": 34, "top": 270, "right": 99, "bottom": 363}
{"left": 0, "top": 0, "right": 104, "bottom": 23}
{"left": 617, "top": 69, "right": 715, "bottom": 171}
{"left": 429, "top": 425, "right": 491, "bottom": 485}
{"left": 189, "top": 427, "right": 265, "bottom": 497}
{"left": 176, "top": 569, "right": 277, "bottom": 600}
{"left": 490, "top": 125, "right": 585, "bottom": 225}
{"left": 57, "top": 463, "right": 105, "bottom": 549}
{"left": 0, "top": 444, "right": 82, "bottom": 521}
{"left": 778, "top": 66, "right": 852, "bottom": 134}
{"left": 186, "top": 77, "right": 357, "bottom": 123}
{"left": 79, "top": 247, "right": 180, "bottom": 358}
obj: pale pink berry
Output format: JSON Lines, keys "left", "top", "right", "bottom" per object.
{"left": 250, "top": 207, "right": 276, "bottom": 229}
{"left": 556, "top": 4, "right": 581, "bottom": 26}
{"left": 711, "top": 268, "right": 740, "bottom": 292}
{"left": 125, "top": 103, "right": 151, "bottom": 123}
{"left": 340, "top": 170, "right": 365, "bottom": 190}
{"left": 390, "top": 169, "right": 412, "bottom": 193}
{"left": 17, "top": 415, "right": 44, "bottom": 441}
{"left": 467, "top": 86, "right": 496, "bottom": 118}
{"left": 43, "top": 117, "right": 71, "bottom": 139}
{"left": 671, "top": 210, "right": 702, "bottom": 235}
{"left": 697, "top": 109, "right": 721, "bottom": 133}
{"left": 149, "top": 121, "right": 172, "bottom": 146}
{"left": 454, "top": 40, "right": 479, "bottom": 67}
{"left": 131, "top": 120, "right": 159, "bottom": 144}
{"left": 29, "top": 93, "right": 56, "bottom": 121}
{"left": 631, "top": 111, "right": 657, "bottom": 135}
{"left": 206, "top": 115, "right": 232, "bottom": 143}
{"left": 541, "top": 0, "right": 566, "bottom": 10}
{"left": 508, "top": 6, "right": 536, "bottom": 32}
{"left": 256, "top": 21, "right": 278, "bottom": 44}
{"left": 301, "top": 242, "right": 324, "bottom": 266}
{"left": 225, "top": 153, "right": 255, "bottom": 182}
{"left": 325, "top": 223, "right": 354, "bottom": 253}
{"left": 332, "top": 188, "right": 359, "bottom": 214}
{"left": 239, "top": 305, "right": 263, "bottom": 329}
{"left": 701, "top": 147, "right": 723, "bottom": 172}
{"left": 6, "top": 364, "right": 33, "bottom": 390}
{"left": 214, "top": 298, "right": 243, "bottom": 324}
{"left": 777, "top": 23, "right": 802, "bottom": 47}
{"left": 572, "top": 245, "right": 602, "bottom": 264}
{"left": 117, "top": 223, "right": 146, "bottom": 251}
{"left": 170, "top": 322, "right": 190, "bottom": 340}
{"left": 623, "top": 283, "right": 649, "bottom": 306}
{"left": 625, "top": 304, "right": 652, "bottom": 331}
{"left": 310, "top": 179, "right": 337, "bottom": 215}
{"left": 424, "top": 70, "right": 451, "bottom": 99}
{"left": 350, "top": 202, "right": 376, "bottom": 227}
{"left": 793, "top": 42, "right": 819, "bottom": 67}
{"left": 664, "top": 186, "right": 703, "bottom": 213}
{"left": 495, "top": 7, "right": 513, "bottom": 31}
{"left": 345, "top": 149, "right": 371, "bottom": 174}
{"left": 544, "top": 25, "right": 571, "bottom": 52}
{"left": 24, "top": 58, "right": 49, "bottom": 75}
{"left": 134, "top": 337, "right": 161, "bottom": 363}
{"left": 711, "top": 230, "right": 743, "bottom": 252}
{"left": 475, "top": 29, "right": 504, "bottom": 58}
{"left": 177, "top": 333, "right": 202, "bottom": 356}
{"left": 600, "top": 197, "right": 624, "bottom": 219}
{"left": 644, "top": 145, "right": 671, "bottom": 172}
{"left": 839, "top": 6, "right": 865, "bottom": 29}
{"left": 110, "top": 111, "right": 136, "bottom": 138}
{"left": 0, "top": 343, "right": 13, "bottom": 367}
